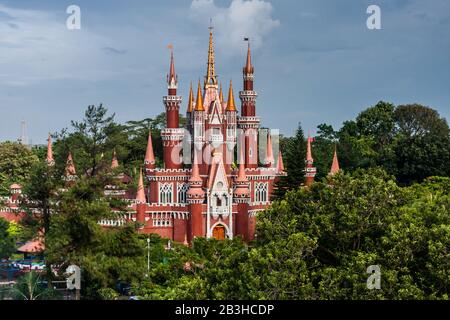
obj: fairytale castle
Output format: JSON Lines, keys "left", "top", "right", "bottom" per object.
{"left": 128, "top": 29, "right": 287, "bottom": 243}
{"left": 1, "top": 29, "right": 341, "bottom": 244}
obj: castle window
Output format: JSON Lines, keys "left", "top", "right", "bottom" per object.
{"left": 159, "top": 183, "right": 173, "bottom": 204}
{"left": 153, "top": 219, "right": 172, "bottom": 227}
{"left": 177, "top": 183, "right": 189, "bottom": 204}
{"left": 254, "top": 182, "right": 268, "bottom": 203}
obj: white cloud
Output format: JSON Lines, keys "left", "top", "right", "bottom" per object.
{"left": 0, "top": 4, "right": 127, "bottom": 87}
{"left": 190, "top": 0, "right": 279, "bottom": 56}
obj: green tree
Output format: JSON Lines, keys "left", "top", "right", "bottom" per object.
{"left": 393, "top": 104, "right": 450, "bottom": 184}
{"left": 70, "top": 104, "right": 116, "bottom": 176}
{"left": 273, "top": 123, "right": 306, "bottom": 196}
{"left": 0, "top": 142, "right": 39, "bottom": 194}
{"left": 0, "top": 218, "right": 15, "bottom": 259}
{"left": 44, "top": 174, "right": 146, "bottom": 299}
{"left": 313, "top": 123, "right": 338, "bottom": 180}
{"left": 11, "top": 272, "right": 60, "bottom": 300}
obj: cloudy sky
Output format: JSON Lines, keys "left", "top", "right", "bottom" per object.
{"left": 0, "top": 0, "right": 449, "bottom": 144}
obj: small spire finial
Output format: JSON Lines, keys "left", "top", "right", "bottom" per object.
{"left": 167, "top": 44, "right": 177, "bottom": 88}
{"left": 205, "top": 23, "right": 218, "bottom": 89}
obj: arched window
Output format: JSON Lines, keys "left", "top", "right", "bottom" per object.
{"left": 177, "top": 183, "right": 189, "bottom": 204}
{"left": 254, "top": 182, "right": 268, "bottom": 203}
{"left": 159, "top": 183, "right": 173, "bottom": 204}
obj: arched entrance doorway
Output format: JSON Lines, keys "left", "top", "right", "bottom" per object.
{"left": 212, "top": 224, "right": 226, "bottom": 240}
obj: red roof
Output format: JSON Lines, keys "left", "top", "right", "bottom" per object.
{"left": 17, "top": 238, "right": 45, "bottom": 253}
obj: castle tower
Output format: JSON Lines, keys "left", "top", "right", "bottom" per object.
{"left": 187, "top": 152, "right": 205, "bottom": 240}
{"left": 161, "top": 49, "right": 183, "bottom": 169}
{"left": 305, "top": 135, "right": 316, "bottom": 186}
{"left": 238, "top": 40, "right": 260, "bottom": 168}
{"left": 233, "top": 148, "right": 250, "bottom": 241}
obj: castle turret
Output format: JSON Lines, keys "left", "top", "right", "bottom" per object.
{"left": 305, "top": 135, "right": 316, "bottom": 186}
{"left": 233, "top": 148, "right": 250, "bottom": 241}
{"left": 187, "top": 152, "right": 205, "bottom": 241}
{"left": 238, "top": 40, "right": 259, "bottom": 168}
{"left": 161, "top": 49, "right": 183, "bottom": 169}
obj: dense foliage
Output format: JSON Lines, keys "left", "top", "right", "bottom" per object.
{"left": 1, "top": 102, "right": 448, "bottom": 300}
{"left": 131, "top": 169, "right": 449, "bottom": 300}
{"left": 0, "top": 142, "right": 38, "bottom": 195}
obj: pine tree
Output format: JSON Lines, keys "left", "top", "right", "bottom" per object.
{"left": 272, "top": 123, "right": 306, "bottom": 199}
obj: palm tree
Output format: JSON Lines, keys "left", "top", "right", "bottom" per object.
{"left": 11, "top": 272, "right": 59, "bottom": 300}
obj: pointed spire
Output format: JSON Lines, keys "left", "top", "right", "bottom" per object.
{"left": 265, "top": 131, "right": 274, "bottom": 167}
{"left": 145, "top": 130, "right": 156, "bottom": 169}
{"left": 167, "top": 47, "right": 177, "bottom": 89}
{"left": 187, "top": 82, "right": 194, "bottom": 113}
{"left": 226, "top": 80, "right": 236, "bottom": 111}
{"left": 195, "top": 79, "right": 204, "bottom": 111}
{"left": 277, "top": 150, "right": 285, "bottom": 172}
{"left": 329, "top": 146, "right": 340, "bottom": 176}
{"left": 111, "top": 149, "right": 119, "bottom": 169}
{"left": 65, "top": 152, "right": 76, "bottom": 176}
{"left": 244, "top": 40, "right": 254, "bottom": 75}
{"left": 46, "top": 134, "right": 55, "bottom": 166}
{"left": 219, "top": 83, "right": 224, "bottom": 102}
{"left": 136, "top": 169, "right": 146, "bottom": 203}
{"left": 205, "top": 24, "right": 218, "bottom": 88}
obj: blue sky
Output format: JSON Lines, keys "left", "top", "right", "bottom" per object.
{"left": 0, "top": 0, "right": 449, "bottom": 144}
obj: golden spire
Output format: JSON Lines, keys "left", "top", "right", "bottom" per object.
{"left": 187, "top": 82, "right": 194, "bottom": 113}
{"left": 226, "top": 80, "right": 236, "bottom": 111}
{"left": 195, "top": 79, "right": 204, "bottom": 111}
{"left": 204, "top": 23, "right": 218, "bottom": 89}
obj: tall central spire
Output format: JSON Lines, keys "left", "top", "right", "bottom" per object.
{"left": 205, "top": 22, "right": 218, "bottom": 89}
